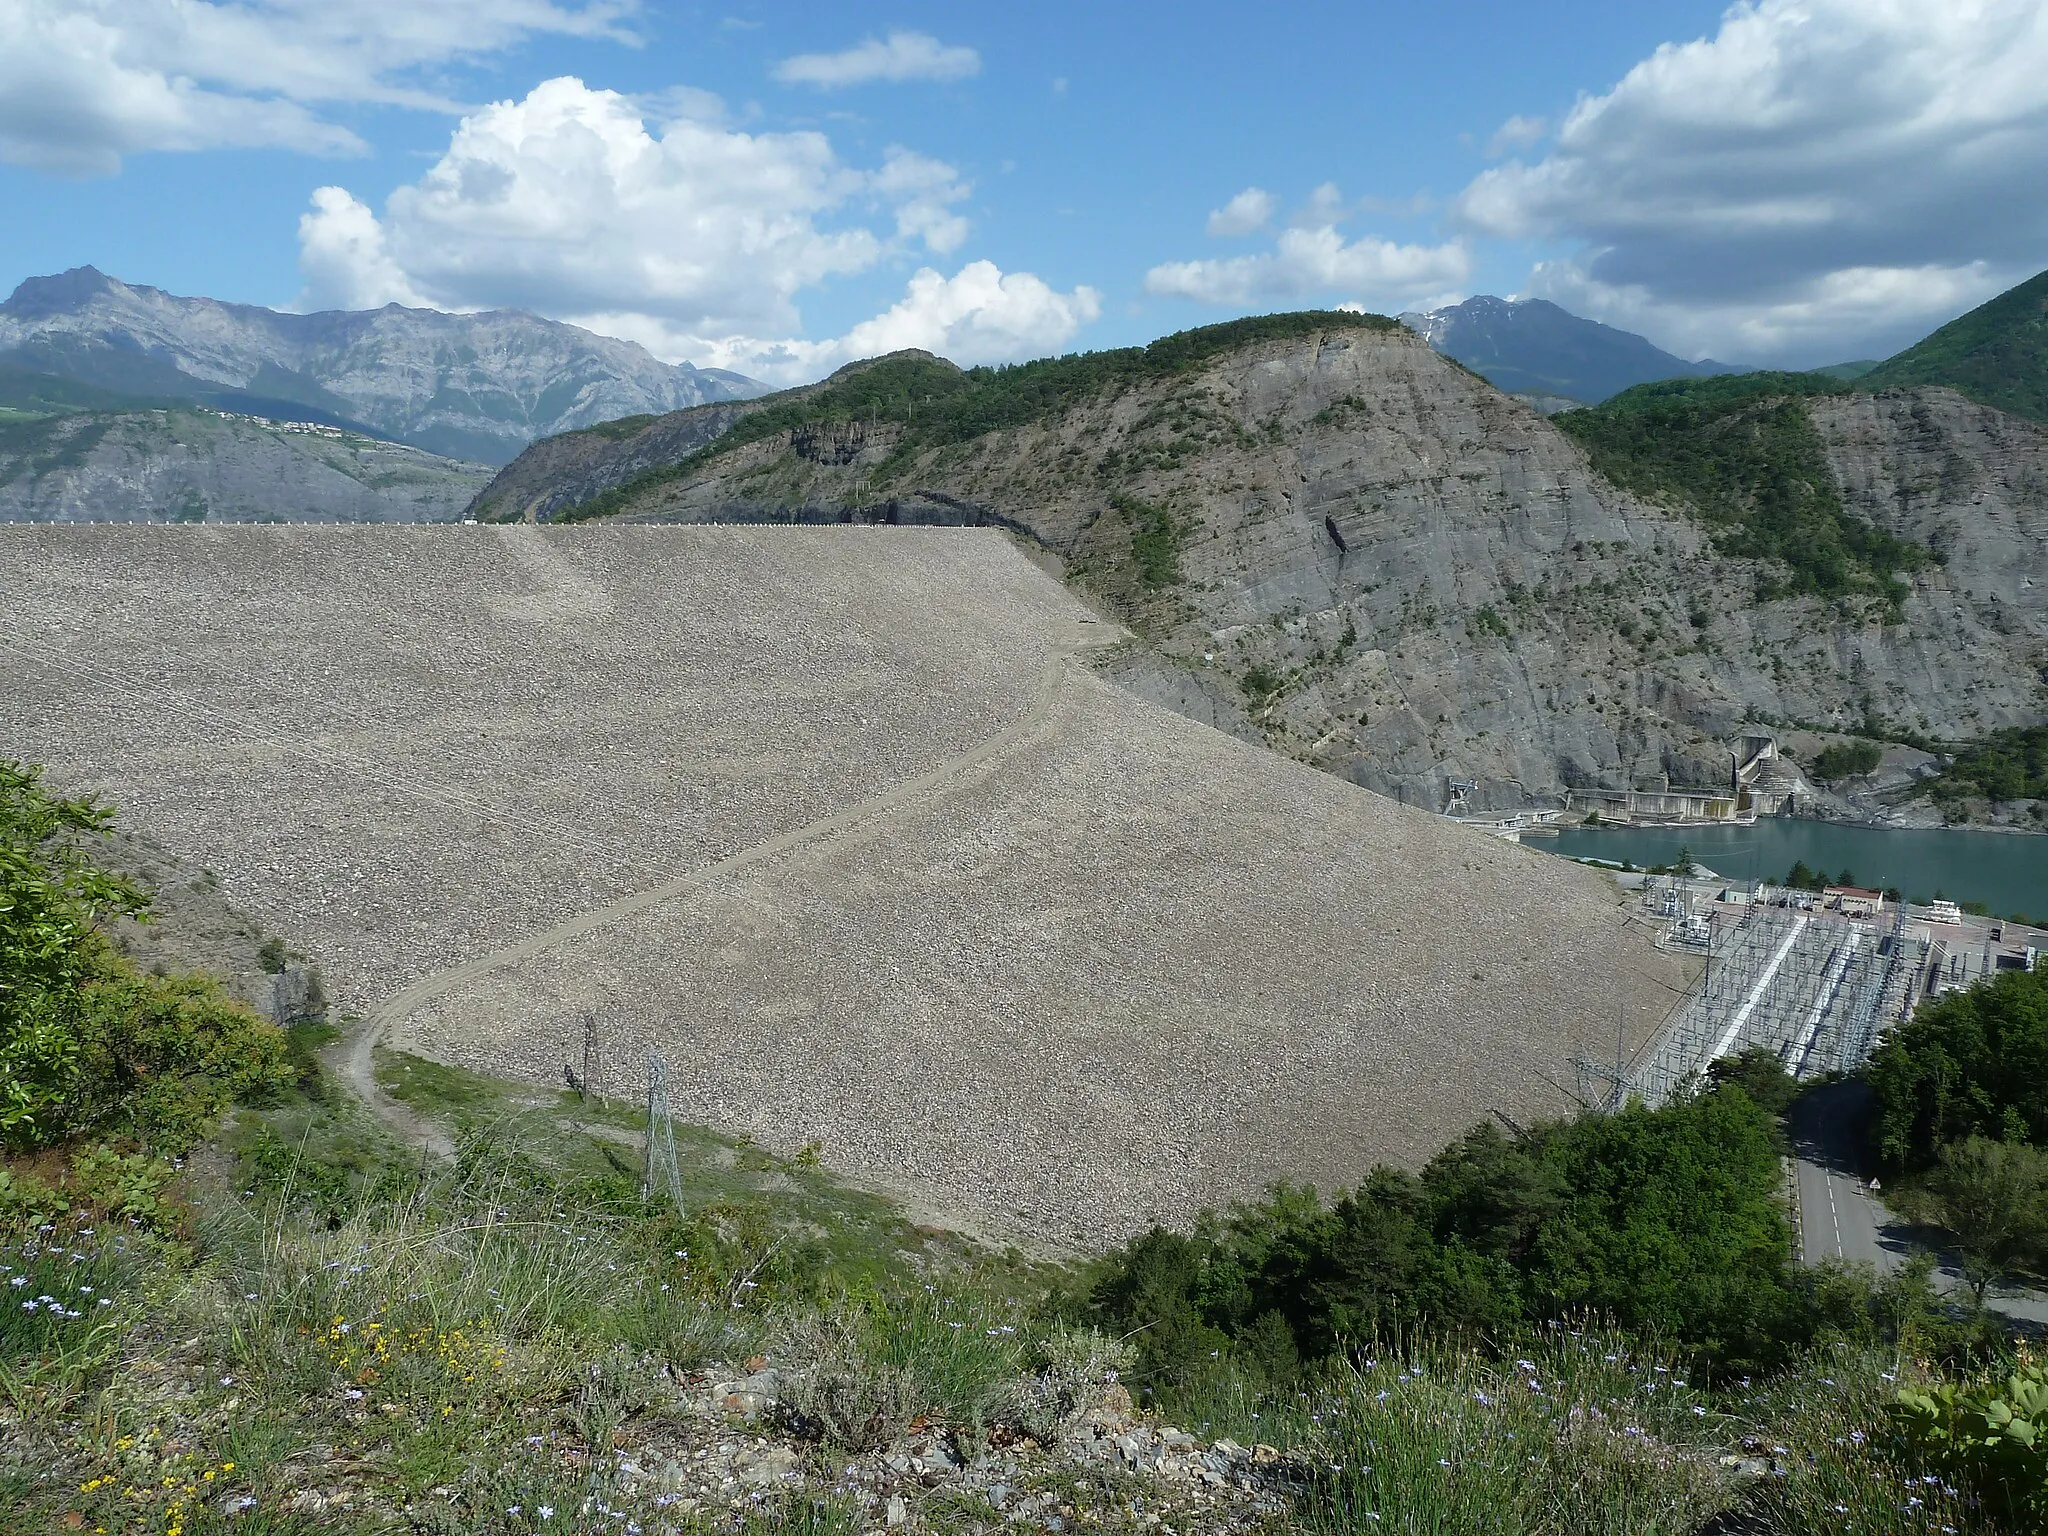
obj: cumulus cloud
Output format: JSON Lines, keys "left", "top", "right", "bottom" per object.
{"left": 1456, "top": 0, "right": 2048, "bottom": 361}
{"left": 1148, "top": 185, "right": 1469, "bottom": 310}
{"left": 575, "top": 263, "right": 1099, "bottom": 388}
{"left": 299, "top": 78, "right": 1091, "bottom": 384}
{"left": 1205, "top": 188, "right": 1275, "bottom": 237}
{"left": 647, "top": 262, "right": 1101, "bottom": 385}
{"left": 773, "top": 31, "right": 980, "bottom": 88}
{"left": 0, "top": 0, "right": 631, "bottom": 175}
{"left": 297, "top": 186, "right": 429, "bottom": 310}
{"left": 871, "top": 148, "right": 974, "bottom": 256}
{"left": 299, "top": 77, "right": 902, "bottom": 333}
{"left": 1486, "top": 114, "right": 1547, "bottom": 157}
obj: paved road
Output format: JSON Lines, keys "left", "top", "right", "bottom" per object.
{"left": 1790, "top": 1079, "right": 2048, "bottom": 1325}
{"left": 1789, "top": 1080, "right": 1895, "bottom": 1268}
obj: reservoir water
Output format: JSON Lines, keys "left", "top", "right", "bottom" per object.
{"left": 1541, "top": 820, "right": 2048, "bottom": 920}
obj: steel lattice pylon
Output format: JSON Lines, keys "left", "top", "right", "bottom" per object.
{"left": 642, "top": 1052, "right": 685, "bottom": 1210}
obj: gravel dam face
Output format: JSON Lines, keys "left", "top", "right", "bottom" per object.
{"left": 1, "top": 525, "right": 1687, "bottom": 1247}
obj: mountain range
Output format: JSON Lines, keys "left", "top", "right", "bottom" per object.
{"left": 1400, "top": 295, "right": 1743, "bottom": 405}
{"left": 0, "top": 268, "right": 762, "bottom": 465}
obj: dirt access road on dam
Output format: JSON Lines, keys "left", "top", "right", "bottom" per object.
{"left": 341, "top": 614, "right": 1116, "bottom": 1161}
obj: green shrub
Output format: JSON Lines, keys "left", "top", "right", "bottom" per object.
{"left": 1, "top": 760, "right": 149, "bottom": 1143}
{"left": 1011, "top": 1325, "right": 1135, "bottom": 1440}
{"left": 1893, "top": 1359, "right": 2048, "bottom": 1529}
{"left": 1925, "top": 726, "right": 2048, "bottom": 804}
{"left": 1082, "top": 1084, "right": 1811, "bottom": 1405}
{"left": 784, "top": 1345, "right": 920, "bottom": 1452}
{"left": 0, "top": 1164, "right": 67, "bottom": 1229}
{"left": 1784, "top": 860, "right": 1830, "bottom": 891}
{"left": 68, "top": 1143, "right": 174, "bottom": 1223}
{"left": 1557, "top": 374, "right": 1929, "bottom": 600}
{"left": 1113, "top": 492, "right": 1188, "bottom": 590}
{"left": 1810, "top": 739, "right": 1884, "bottom": 780}
{"left": 1, "top": 759, "right": 294, "bottom": 1153}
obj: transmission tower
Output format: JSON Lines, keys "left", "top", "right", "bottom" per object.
{"left": 642, "top": 1052, "right": 685, "bottom": 1210}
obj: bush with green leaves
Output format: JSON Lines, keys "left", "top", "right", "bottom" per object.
{"left": 1080, "top": 1080, "right": 1808, "bottom": 1403}
{"left": 1809, "top": 739, "right": 1884, "bottom": 781}
{"left": 1, "top": 759, "right": 293, "bottom": 1154}
{"left": 1917, "top": 1137, "right": 2048, "bottom": 1301}
{"left": 1892, "top": 1358, "right": 2048, "bottom": 1529}
{"left": 1557, "top": 373, "right": 1929, "bottom": 600}
{"left": 1924, "top": 725, "right": 2048, "bottom": 805}
{"left": 1, "top": 759, "right": 148, "bottom": 1141}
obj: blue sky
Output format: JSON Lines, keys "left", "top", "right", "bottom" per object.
{"left": 3, "top": 1, "right": 2045, "bottom": 382}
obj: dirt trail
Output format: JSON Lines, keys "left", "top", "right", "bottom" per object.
{"left": 335, "top": 619, "right": 1118, "bottom": 1154}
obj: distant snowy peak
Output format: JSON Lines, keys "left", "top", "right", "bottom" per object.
{"left": 0, "top": 268, "right": 764, "bottom": 464}
{"left": 1399, "top": 296, "right": 1742, "bottom": 406}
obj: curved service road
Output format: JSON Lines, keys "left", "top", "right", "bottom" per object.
{"left": 339, "top": 620, "right": 1117, "bottom": 1153}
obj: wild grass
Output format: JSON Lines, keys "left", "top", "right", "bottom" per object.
{"left": 4, "top": 1037, "right": 2042, "bottom": 1533}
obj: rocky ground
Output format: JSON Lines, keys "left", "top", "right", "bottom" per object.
{"left": 82, "top": 825, "right": 328, "bottom": 1024}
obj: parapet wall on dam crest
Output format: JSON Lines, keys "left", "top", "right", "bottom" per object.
{"left": 0, "top": 524, "right": 1688, "bottom": 1246}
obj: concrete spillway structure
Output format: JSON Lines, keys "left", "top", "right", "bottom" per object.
{"left": 0, "top": 524, "right": 1688, "bottom": 1248}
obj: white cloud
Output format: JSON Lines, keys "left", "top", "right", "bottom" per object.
{"left": 1530, "top": 258, "right": 2003, "bottom": 365}
{"left": 299, "top": 79, "right": 1091, "bottom": 385}
{"left": 1150, "top": 184, "right": 1469, "bottom": 311}
{"left": 1486, "top": 114, "right": 1547, "bottom": 158}
{"left": 871, "top": 148, "right": 973, "bottom": 256}
{"left": 773, "top": 31, "right": 980, "bottom": 88}
{"left": 297, "top": 187, "right": 429, "bottom": 310}
{"left": 0, "top": 0, "right": 632, "bottom": 175}
{"left": 1206, "top": 188, "right": 1275, "bottom": 237}
{"left": 1290, "top": 182, "right": 1348, "bottom": 229}
{"left": 579, "top": 262, "right": 1102, "bottom": 387}
{"left": 298, "top": 77, "right": 922, "bottom": 334}
{"left": 831, "top": 261, "right": 1099, "bottom": 364}
{"left": 1455, "top": 0, "right": 2048, "bottom": 362}
{"left": 1145, "top": 227, "right": 1470, "bottom": 309}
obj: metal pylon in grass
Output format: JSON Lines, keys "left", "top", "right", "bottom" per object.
{"left": 643, "top": 1052, "right": 685, "bottom": 1210}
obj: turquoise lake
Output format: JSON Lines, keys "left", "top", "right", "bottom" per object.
{"left": 1542, "top": 820, "right": 2048, "bottom": 920}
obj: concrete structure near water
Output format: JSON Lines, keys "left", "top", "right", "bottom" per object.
{"left": 1560, "top": 735, "right": 1806, "bottom": 827}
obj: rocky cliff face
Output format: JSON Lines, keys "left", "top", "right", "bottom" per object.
{"left": 466, "top": 400, "right": 759, "bottom": 523}
{"left": 490, "top": 324, "right": 2048, "bottom": 809}
{"left": 0, "top": 268, "right": 763, "bottom": 464}
{"left": 0, "top": 409, "right": 491, "bottom": 523}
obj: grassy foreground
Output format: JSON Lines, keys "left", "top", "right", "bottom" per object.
{"left": 0, "top": 1034, "right": 2031, "bottom": 1535}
